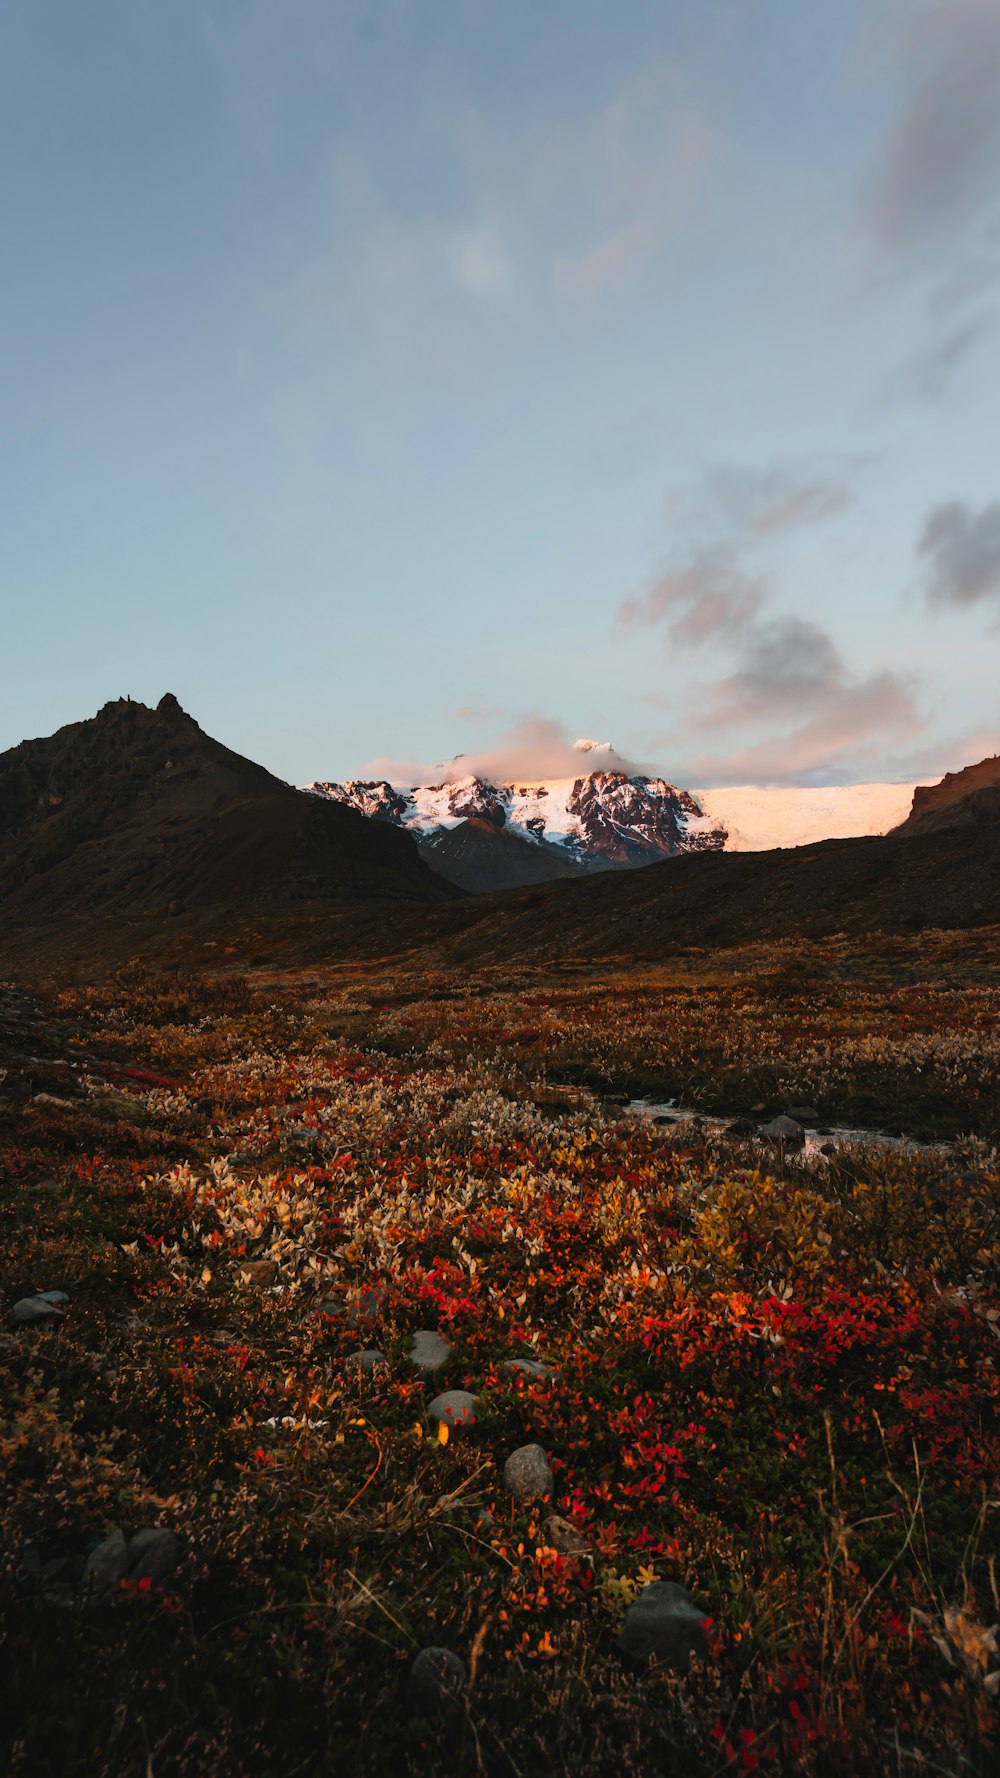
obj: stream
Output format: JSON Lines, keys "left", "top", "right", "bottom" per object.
{"left": 628, "top": 1099, "right": 954, "bottom": 1159}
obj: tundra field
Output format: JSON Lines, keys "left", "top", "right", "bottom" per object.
{"left": 3, "top": 930, "right": 999, "bottom": 1776}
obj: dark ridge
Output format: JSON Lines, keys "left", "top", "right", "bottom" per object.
{"left": 0, "top": 696, "right": 456, "bottom": 918}
{"left": 417, "top": 817, "right": 589, "bottom": 893}
{"left": 894, "top": 754, "right": 1000, "bottom": 836}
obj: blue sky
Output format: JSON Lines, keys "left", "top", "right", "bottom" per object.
{"left": 3, "top": 0, "right": 1000, "bottom": 787}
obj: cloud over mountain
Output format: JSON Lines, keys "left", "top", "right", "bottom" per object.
{"left": 364, "top": 715, "right": 647, "bottom": 787}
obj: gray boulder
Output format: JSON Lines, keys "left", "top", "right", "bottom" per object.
{"left": 410, "top": 1329, "right": 452, "bottom": 1374}
{"left": 9, "top": 1296, "right": 64, "bottom": 1327}
{"left": 617, "top": 1581, "right": 709, "bottom": 1671}
{"left": 405, "top": 1646, "right": 466, "bottom": 1720}
{"left": 344, "top": 1348, "right": 388, "bottom": 1379}
{"left": 427, "top": 1390, "right": 477, "bottom": 1431}
{"left": 502, "top": 1443, "right": 553, "bottom": 1502}
{"left": 82, "top": 1528, "right": 129, "bottom": 1602}
{"left": 127, "top": 1528, "right": 180, "bottom": 1586}
{"left": 759, "top": 1115, "right": 805, "bottom": 1147}
{"left": 786, "top": 1105, "right": 819, "bottom": 1124}
{"left": 350, "top": 1284, "right": 388, "bottom": 1325}
{"left": 501, "top": 1357, "right": 557, "bottom": 1381}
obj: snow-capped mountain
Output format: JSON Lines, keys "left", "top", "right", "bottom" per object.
{"left": 305, "top": 741, "right": 921, "bottom": 887}
{"left": 307, "top": 740, "right": 728, "bottom": 871}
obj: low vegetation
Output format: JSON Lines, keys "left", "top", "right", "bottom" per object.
{"left": 2, "top": 937, "right": 999, "bottom": 1775}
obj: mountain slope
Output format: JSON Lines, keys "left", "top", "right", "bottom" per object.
{"left": 894, "top": 755, "right": 1000, "bottom": 836}
{"left": 416, "top": 818, "right": 589, "bottom": 893}
{"left": 400, "top": 821, "right": 1000, "bottom": 970}
{"left": 0, "top": 695, "right": 453, "bottom": 918}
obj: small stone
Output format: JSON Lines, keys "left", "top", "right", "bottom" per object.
{"left": 127, "top": 1528, "right": 180, "bottom": 1586}
{"left": 786, "top": 1105, "right": 820, "bottom": 1124}
{"left": 759, "top": 1115, "right": 805, "bottom": 1148}
{"left": 502, "top": 1357, "right": 557, "bottom": 1381}
{"left": 36, "top": 1289, "right": 70, "bottom": 1305}
{"left": 405, "top": 1647, "right": 467, "bottom": 1720}
{"left": 344, "top": 1348, "right": 388, "bottom": 1378}
{"left": 652, "top": 1114, "right": 676, "bottom": 1126}
{"left": 617, "top": 1581, "right": 709, "bottom": 1671}
{"left": 237, "top": 1260, "right": 278, "bottom": 1287}
{"left": 91, "top": 1092, "right": 149, "bottom": 1126}
{"left": 410, "top": 1329, "right": 452, "bottom": 1374}
{"left": 427, "top": 1390, "right": 477, "bottom": 1430}
{"left": 502, "top": 1443, "right": 553, "bottom": 1502}
{"left": 350, "top": 1284, "right": 388, "bottom": 1325}
{"left": 726, "top": 1118, "right": 757, "bottom": 1137}
{"left": 541, "top": 1515, "right": 590, "bottom": 1556}
{"left": 9, "top": 1296, "right": 64, "bottom": 1326}
{"left": 819, "top": 1143, "right": 837, "bottom": 1157}
{"left": 82, "top": 1528, "right": 129, "bottom": 1602}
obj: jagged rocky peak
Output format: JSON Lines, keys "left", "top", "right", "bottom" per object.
{"left": 307, "top": 745, "right": 729, "bottom": 873}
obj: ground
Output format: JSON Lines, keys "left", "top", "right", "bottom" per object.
{"left": 2, "top": 932, "right": 999, "bottom": 1775}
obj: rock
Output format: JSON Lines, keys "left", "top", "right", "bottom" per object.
{"left": 617, "top": 1581, "right": 709, "bottom": 1671}
{"left": 82, "top": 1528, "right": 129, "bottom": 1602}
{"left": 427, "top": 1390, "right": 477, "bottom": 1430}
{"left": 405, "top": 1646, "right": 467, "bottom": 1720}
{"left": 410, "top": 1329, "right": 452, "bottom": 1374}
{"left": 819, "top": 1143, "right": 837, "bottom": 1157}
{"left": 815, "top": 1126, "right": 835, "bottom": 1136}
{"left": 36, "top": 1289, "right": 70, "bottom": 1305}
{"left": 502, "top": 1357, "right": 557, "bottom": 1381}
{"left": 237, "top": 1260, "right": 278, "bottom": 1287}
{"left": 726, "top": 1118, "right": 757, "bottom": 1137}
{"left": 541, "top": 1515, "right": 590, "bottom": 1556}
{"left": 350, "top": 1284, "right": 388, "bottom": 1325}
{"left": 91, "top": 1092, "right": 149, "bottom": 1125}
{"left": 344, "top": 1348, "right": 388, "bottom": 1378}
{"left": 652, "top": 1114, "right": 676, "bottom": 1126}
{"left": 127, "top": 1528, "right": 179, "bottom": 1586}
{"left": 502, "top": 1443, "right": 553, "bottom": 1502}
{"left": 16, "top": 1545, "right": 42, "bottom": 1598}
{"left": 600, "top": 1092, "right": 630, "bottom": 1105}
{"left": 786, "top": 1105, "right": 820, "bottom": 1124}
{"left": 9, "top": 1295, "right": 64, "bottom": 1326}
{"left": 759, "top": 1115, "right": 805, "bottom": 1148}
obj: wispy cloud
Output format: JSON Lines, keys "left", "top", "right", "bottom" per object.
{"left": 919, "top": 498, "right": 1000, "bottom": 608}
{"left": 556, "top": 73, "right": 712, "bottom": 293}
{"left": 619, "top": 466, "right": 852, "bottom": 645}
{"left": 619, "top": 559, "right": 765, "bottom": 645}
{"left": 626, "top": 465, "right": 924, "bottom": 785}
{"left": 881, "top": 310, "right": 997, "bottom": 400}
{"left": 858, "top": 0, "right": 1000, "bottom": 268}
{"left": 678, "top": 663, "right": 922, "bottom": 787}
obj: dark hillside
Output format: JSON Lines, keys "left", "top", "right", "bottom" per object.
{"left": 0, "top": 695, "right": 453, "bottom": 918}
{"left": 417, "top": 817, "right": 589, "bottom": 893}
{"left": 894, "top": 753, "right": 1000, "bottom": 835}
{"left": 417, "top": 820, "right": 1000, "bottom": 967}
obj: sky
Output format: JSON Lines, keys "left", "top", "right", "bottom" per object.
{"left": 3, "top": 0, "right": 1000, "bottom": 789}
